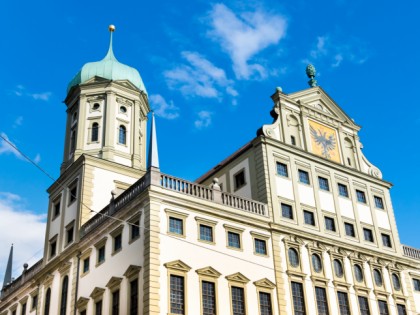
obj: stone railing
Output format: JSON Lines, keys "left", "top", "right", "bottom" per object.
{"left": 0, "top": 259, "right": 43, "bottom": 299}
{"left": 402, "top": 245, "right": 420, "bottom": 260}
{"left": 222, "top": 192, "right": 267, "bottom": 216}
{"left": 80, "top": 173, "right": 150, "bottom": 237}
{"left": 161, "top": 174, "right": 213, "bottom": 201}
{"left": 161, "top": 174, "right": 268, "bottom": 217}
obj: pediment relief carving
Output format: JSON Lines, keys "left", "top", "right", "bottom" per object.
{"left": 225, "top": 272, "right": 250, "bottom": 284}
{"left": 164, "top": 260, "right": 192, "bottom": 273}
{"left": 196, "top": 266, "right": 222, "bottom": 278}
{"left": 254, "top": 278, "right": 276, "bottom": 289}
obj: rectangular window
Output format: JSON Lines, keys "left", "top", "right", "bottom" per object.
{"left": 281, "top": 203, "right": 293, "bottom": 219}
{"left": 363, "top": 228, "right": 374, "bottom": 242}
{"left": 291, "top": 282, "right": 306, "bottom": 315}
{"left": 202, "top": 281, "right": 216, "bottom": 315}
{"left": 67, "top": 226, "right": 74, "bottom": 245}
{"left": 114, "top": 233, "right": 122, "bottom": 252}
{"left": 95, "top": 300, "right": 102, "bottom": 315}
{"left": 358, "top": 296, "right": 370, "bottom": 315}
{"left": 54, "top": 201, "right": 61, "bottom": 218}
{"left": 130, "top": 220, "right": 140, "bottom": 241}
{"left": 200, "top": 224, "right": 213, "bottom": 242}
{"left": 315, "top": 287, "right": 329, "bottom": 315}
{"left": 234, "top": 170, "right": 246, "bottom": 190}
{"left": 231, "top": 286, "right": 245, "bottom": 315}
{"left": 381, "top": 234, "right": 392, "bottom": 248}
{"left": 112, "top": 290, "right": 119, "bottom": 315}
{"left": 259, "top": 292, "right": 272, "bottom": 315}
{"left": 413, "top": 278, "right": 420, "bottom": 291}
{"left": 303, "top": 210, "right": 315, "bottom": 226}
{"left": 254, "top": 238, "right": 267, "bottom": 255}
{"left": 170, "top": 275, "right": 185, "bottom": 314}
{"left": 356, "top": 190, "right": 367, "bottom": 203}
{"left": 130, "top": 279, "right": 138, "bottom": 315}
{"left": 50, "top": 240, "right": 57, "bottom": 258}
{"left": 338, "top": 184, "right": 349, "bottom": 197}
{"left": 228, "top": 231, "right": 241, "bottom": 249}
{"left": 69, "top": 182, "right": 78, "bottom": 205}
{"left": 80, "top": 311, "right": 86, "bottom": 315}
{"left": 318, "top": 177, "right": 330, "bottom": 191}
{"left": 32, "top": 295, "right": 38, "bottom": 310}
{"left": 291, "top": 135, "right": 296, "bottom": 145}
{"left": 344, "top": 223, "right": 356, "bottom": 237}
{"left": 337, "top": 291, "right": 350, "bottom": 315}
{"left": 298, "top": 170, "right": 310, "bottom": 185}
{"left": 276, "top": 162, "right": 288, "bottom": 177}
{"left": 378, "top": 300, "right": 389, "bottom": 315}
{"left": 83, "top": 257, "right": 90, "bottom": 273}
{"left": 374, "top": 196, "right": 384, "bottom": 209}
{"left": 324, "top": 217, "right": 336, "bottom": 232}
{"left": 98, "top": 246, "right": 105, "bottom": 264}
{"left": 169, "top": 217, "right": 183, "bottom": 235}
{"left": 21, "top": 303, "right": 27, "bottom": 315}
{"left": 397, "top": 304, "right": 407, "bottom": 315}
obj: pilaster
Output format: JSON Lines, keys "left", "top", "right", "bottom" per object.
{"left": 103, "top": 91, "right": 116, "bottom": 160}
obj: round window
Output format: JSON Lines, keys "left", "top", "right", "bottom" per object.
{"left": 312, "top": 254, "right": 322, "bottom": 273}
{"left": 334, "top": 259, "right": 343, "bottom": 278}
{"left": 288, "top": 248, "right": 299, "bottom": 268}
{"left": 92, "top": 103, "right": 100, "bottom": 110}
{"left": 120, "top": 106, "right": 127, "bottom": 114}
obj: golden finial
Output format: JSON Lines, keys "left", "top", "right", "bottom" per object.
{"left": 109, "top": 24, "right": 116, "bottom": 32}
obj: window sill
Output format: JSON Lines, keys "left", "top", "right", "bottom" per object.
{"left": 197, "top": 239, "right": 215, "bottom": 245}
{"left": 167, "top": 232, "right": 186, "bottom": 238}
{"left": 112, "top": 248, "right": 122, "bottom": 256}
{"left": 128, "top": 236, "right": 140, "bottom": 245}
{"left": 227, "top": 246, "right": 243, "bottom": 252}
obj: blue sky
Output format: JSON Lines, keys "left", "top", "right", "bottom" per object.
{"left": 1, "top": 0, "right": 420, "bottom": 283}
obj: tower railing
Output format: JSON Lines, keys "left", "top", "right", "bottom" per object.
{"left": 402, "top": 244, "right": 420, "bottom": 260}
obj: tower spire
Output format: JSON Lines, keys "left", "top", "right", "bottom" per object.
{"left": 147, "top": 112, "right": 160, "bottom": 170}
{"left": 2, "top": 244, "right": 13, "bottom": 289}
{"left": 104, "top": 24, "right": 117, "bottom": 61}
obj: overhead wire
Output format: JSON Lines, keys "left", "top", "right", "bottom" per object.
{"left": 0, "top": 134, "right": 410, "bottom": 312}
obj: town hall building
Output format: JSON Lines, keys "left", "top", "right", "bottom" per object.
{"left": 2, "top": 26, "right": 420, "bottom": 315}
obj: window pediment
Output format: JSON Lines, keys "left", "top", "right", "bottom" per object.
{"left": 196, "top": 266, "right": 221, "bottom": 278}
{"left": 225, "top": 272, "right": 250, "bottom": 284}
{"left": 164, "top": 260, "right": 191, "bottom": 272}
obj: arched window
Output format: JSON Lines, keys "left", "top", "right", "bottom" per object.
{"left": 60, "top": 276, "right": 68, "bottom": 315}
{"left": 373, "top": 269, "right": 383, "bottom": 286}
{"left": 91, "top": 123, "right": 99, "bottom": 142}
{"left": 312, "top": 254, "right": 322, "bottom": 273}
{"left": 392, "top": 273, "right": 401, "bottom": 291}
{"left": 119, "top": 125, "right": 126, "bottom": 145}
{"left": 44, "top": 288, "right": 51, "bottom": 315}
{"left": 333, "top": 259, "right": 344, "bottom": 278}
{"left": 354, "top": 264, "right": 364, "bottom": 283}
{"left": 288, "top": 248, "right": 299, "bottom": 267}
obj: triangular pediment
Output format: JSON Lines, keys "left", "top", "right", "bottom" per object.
{"left": 106, "top": 276, "right": 123, "bottom": 289}
{"left": 164, "top": 260, "right": 192, "bottom": 272}
{"left": 90, "top": 287, "right": 105, "bottom": 299}
{"left": 253, "top": 278, "right": 276, "bottom": 289}
{"left": 287, "top": 87, "right": 359, "bottom": 129}
{"left": 83, "top": 76, "right": 110, "bottom": 85}
{"left": 124, "top": 265, "right": 142, "bottom": 278}
{"left": 196, "top": 266, "right": 222, "bottom": 278}
{"left": 225, "top": 272, "right": 250, "bottom": 284}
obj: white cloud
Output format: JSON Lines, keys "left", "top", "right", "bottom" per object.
{"left": 305, "top": 34, "right": 369, "bottom": 68}
{"left": 12, "top": 85, "right": 52, "bottom": 101}
{"left": 194, "top": 111, "right": 213, "bottom": 129}
{"left": 0, "top": 133, "right": 41, "bottom": 164}
{"left": 13, "top": 116, "right": 23, "bottom": 128}
{"left": 164, "top": 51, "right": 237, "bottom": 101}
{"left": 208, "top": 4, "right": 287, "bottom": 80}
{"left": 149, "top": 94, "right": 180, "bottom": 120}
{"left": 0, "top": 192, "right": 45, "bottom": 287}
{"left": 30, "top": 92, "right": 52, "bottom": 101}
{"left": 0, "top": 133, "right": 22, "bottom": 160}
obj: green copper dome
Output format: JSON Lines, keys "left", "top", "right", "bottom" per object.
{"left": 67, "top": 30, "right": 147, "bottom": 94}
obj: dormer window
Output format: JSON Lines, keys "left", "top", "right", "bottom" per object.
{"left": 118, "top": 125, "right": 127, "bottom": 145}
